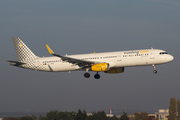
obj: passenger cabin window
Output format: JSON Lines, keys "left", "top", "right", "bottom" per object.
{"left": 159, "top": 52, "right": 168, "bottom": 55}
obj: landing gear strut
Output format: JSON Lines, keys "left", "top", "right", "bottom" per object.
{"left": 84, "top": 68, "right": 101, "bottom": 79}
{"left": 84, "top": 72, "right": 101, "bottom": 79}
{"left": 94, "top": 72, "right": 100, "bottom": 79}
{"left": 152, "top": 64, "right": 157, "bottom": 74}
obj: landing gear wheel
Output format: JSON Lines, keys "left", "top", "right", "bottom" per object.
{"left": 94, "top": 74, "right": 100, "bottom": 79}
{"left": 84, "top": 72, "right": 90, "bottom": 78}
{"left": 153, "top": 70, "right": 157, "bottom": 74}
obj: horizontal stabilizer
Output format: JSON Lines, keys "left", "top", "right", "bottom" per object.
{"left": 6, "top": 60, "right": 26, "bottom": 66}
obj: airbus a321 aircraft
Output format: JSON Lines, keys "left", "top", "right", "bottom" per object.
{"left": 7, "top": 37, "right": 174, "bottom": 79}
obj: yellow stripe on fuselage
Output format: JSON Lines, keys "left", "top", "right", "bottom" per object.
{"left": 139, "top": 50, "right": 149, "bottom": 53}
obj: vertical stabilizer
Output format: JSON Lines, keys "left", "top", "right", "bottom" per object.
{"left": 12, "top": 37, "right": 38, "bottom": 62}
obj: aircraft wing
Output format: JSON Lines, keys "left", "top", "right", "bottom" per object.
{"left": 46, "top": 45, "right": 99, "bottom": 67}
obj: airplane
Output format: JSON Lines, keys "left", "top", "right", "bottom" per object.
{"left": 6, "top": 37, "right": 174, "bottom": 79}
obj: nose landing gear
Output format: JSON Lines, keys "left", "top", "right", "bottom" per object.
{"left": 153, "top": 70, "right": 157, "bottom": 74}
{"left": 152, "top": 64, "right": 157, "bottom": 74}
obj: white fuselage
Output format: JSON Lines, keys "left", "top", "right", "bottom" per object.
{"left": 21, "top": 49, "right": 174, "bottom": 72}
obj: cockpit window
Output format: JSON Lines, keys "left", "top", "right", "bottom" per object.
{"left": 159, "top": 52, "right": 168, "bottom": 55}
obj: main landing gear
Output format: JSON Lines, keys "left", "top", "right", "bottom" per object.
{"left": 84, "top": 69, "right": 90, "bottom": 78}
{"left": 152, "top": 64, "right": 157, "bottom": 74}
{"left": 84, "top": 70, "right": 100, "bottom": 79}
{"left": 84, "top": 72, "right": 100, "bottom": 79}
{"left": 94, "top": 72, "right": 100, "bottom": 79}
{"left": 84, "top": 72, "right": 90, "bottom": 78}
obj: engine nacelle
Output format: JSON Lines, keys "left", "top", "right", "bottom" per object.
{"left": 91, "top": 63, "right": 109, "bottom": 71}
{"left": 104, "top": 67, "right": 124, "bottom": 74}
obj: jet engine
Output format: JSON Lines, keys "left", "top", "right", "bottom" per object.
{"left": 104, "top": 67, "right": 124, "bottom": 74}
{"left": 91, "top": 63, "right": 109, "bottom": 71}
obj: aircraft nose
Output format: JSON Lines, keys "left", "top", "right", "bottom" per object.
{"left": 169, "top": 55, "right": 174, "bottom": 61}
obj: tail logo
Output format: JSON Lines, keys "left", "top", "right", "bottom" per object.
{"left": 12, "top": 37, "right": 38, "bottom": 62}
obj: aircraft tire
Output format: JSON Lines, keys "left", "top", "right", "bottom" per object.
{"left": 84, "top": 72, "right": 90, "bottom": 78}
{"left": 94, "top": 74, "right": 100, "bottom": 79}
{"left": 153, "top": 70, "right": 157, "bottom": 74}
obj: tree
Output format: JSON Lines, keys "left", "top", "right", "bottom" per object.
{"left": 168, "top": 98, "right": 177, "bottom": 120}
{"left": 67, "top": 111, "right": 76, "bottom": 120}
{"left": 19, "top": 116, "right": 36, "bottom": 120}
{"left": 134, "top": 112, "right": 148, "bottom": 120}
{"left": 85, "top": 111, "right": 108, "bottom": 120}
{"left": 3, "top": 117, "right": 19, "bottom": 120}
{"left": 75, "top": 109, "right": 87, "bottom": 120}
{"left": 85, "top": 115, "right": 94, "bottom": 120}
{"left": 96, "top": 111, "right": 108, "bottom": 120}
{"left": 46, "top": 110, "right": 76, "bottom": 120}
{"left": 39, "top": 116, "right": 48, "bottom": 120}
{"left": 120, "top": 112, "right": 129, "bottom": 120}
{"left": 39, "top": 114, "right": 43, "bottom": 120}
{"left": 46, "top": 110, "right": 59, "bottom": 120}
{"left": 108, "top": 115, "right": 118, "bottom": 120}
{"left": 177, "top": 100, "right": 180, "bottom": 120}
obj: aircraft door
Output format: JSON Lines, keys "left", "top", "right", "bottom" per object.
{"left": 117, "top": 54, "right": 122, "bottom": 61}
{"left": 150, "top": 50, "right": 155, "bottom": 59}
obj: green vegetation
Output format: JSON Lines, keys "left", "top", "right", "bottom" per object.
{"left": 109, "top": 115, "right": 118, "bottom": 120}
{"left": 19, "top": 116, "right": 37, "bottom": 120}
{"left": 120, "top": 112, "right": 129, "bottom": 120}
{"left": 177, "top": 100, "right": 180, "bottom": 120}
{"left": 168, "top": 98, "right": 177, "bottom": 120}
{"left": 2, "top": 109, "right": 125, "bottom": 120}
{"left": 3, "top": 115, "right": 37, "bottom": 120}
{"left": 39, "top": 109, "right": 119, "bottom": 120}
{"left": 134, "top": 112, "right": 148, "bottom": 120}
{"left": 4, "top": 98, "right": 180, "bottom": 120}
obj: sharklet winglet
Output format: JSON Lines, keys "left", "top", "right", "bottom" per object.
{"left": 46, "top": 44, "right": 54, "bottom": 54}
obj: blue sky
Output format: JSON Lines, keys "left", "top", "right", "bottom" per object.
{"left": 0, "top": 0, "right": 180, "bottom": 114}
